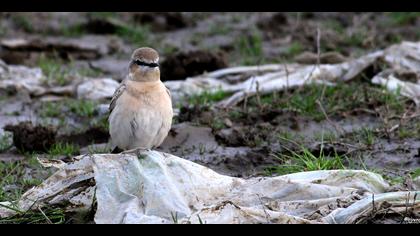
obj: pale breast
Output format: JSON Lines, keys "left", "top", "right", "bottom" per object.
{"left": 109, "top": 80, "right": 173, "bottom": 150}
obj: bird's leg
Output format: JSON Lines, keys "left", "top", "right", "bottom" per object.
{"left": 121, "top": 147, "right": 151, "bottom": 156}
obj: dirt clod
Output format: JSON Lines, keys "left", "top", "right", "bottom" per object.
{"left": 295, "top": 51, "right": 347, "bottom": 64}
{"left": 83, "top": 18, "right": 119, "bottom": 34}
{"left": 176, "top": 105, "right": 207, "bottom": 123}
{"left": 215, "top": 125, "right": 271, "bottom": 148}
{"left": 132, "top": 12, "right": 189, "bottom": 32}
{"left": 257, "top": 13, "right": 288, "bottom": 34}
{"left": 58, "top": 126, "right": 110, "bottom": 147}
{"left": 4, "top": 121, "right": 57, "bottom": 152}
{"left": 160, "top": 50, "right": 228, "bottom": 81}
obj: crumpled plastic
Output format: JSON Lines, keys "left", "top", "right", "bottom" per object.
{"left": 1, "top": 36, "right": 117, "bottom": 59}
{"left": 2, "top": 41, "right": 420, "bottom": 106}
{"left": 372, "top": 71, "right": 420, "bottom": 105}
{"left": 414, "top": 177, "right": 420, "bottom": 191}
{"left": 1, "top": 151, "right": 418, "bottom": 224}
{"left": 164, "top": 41, "right": 420, "bottom": 107}
{"left": 76, "top": 78, "right": 120, "bottom": 100}
{"left": 0, "top": 60, "right": 120, "bottom": 100}
{"left": 0, "top": 59, "right": 45, "bottom": 95}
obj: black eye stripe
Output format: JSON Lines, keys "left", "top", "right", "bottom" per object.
{"left": 134, "top": 60, "right": 159, "bottom": 67}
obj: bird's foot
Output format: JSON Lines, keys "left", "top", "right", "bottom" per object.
{"left": 121, "top": 147, "right": 151, "bottom": 156}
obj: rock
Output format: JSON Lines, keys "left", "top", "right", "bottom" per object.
{"left": 39, "top": 95, "right": 67, "bottom": 102}
{"left": 44, "top": 85, "right": 75, "bottom": 97}
{"left": 76, "top": 78, "right": 119, "bottom": 100}
{"left": 223, "top": 118, "right": 233, "bottom": 128}
{"left": 96, "top": 104, "right": 110, "bottom": 116}
{"left": 89, "top": 58, "right": 128, "bottom": 79}
{"left": 0, "top": 36, "right": 123, "bottom": 63}
{"left": 161, "top": 50, "right": 228, "bottom": 81}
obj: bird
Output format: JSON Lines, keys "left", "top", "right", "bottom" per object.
{"left": 108, "top": 47, "right": 173, "bottom": 153}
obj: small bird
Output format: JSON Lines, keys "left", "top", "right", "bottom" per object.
{"left": 109, "top": 47, "right": 173, "bottom": 152}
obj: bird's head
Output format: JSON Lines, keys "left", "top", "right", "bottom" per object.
{"left": 129, "top": 47, "right": 160, "bottom": 82}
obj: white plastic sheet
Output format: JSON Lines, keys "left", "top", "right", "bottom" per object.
{"left": 1, "top": 41, "right": 420, "bottom": 106}
{"left": 76, "top": 78, "right": 120, "bottom": 100}
{"left": 0, "top": 59, "right": 45, "bottom": 95}
{"left": 164, "top": 42, "right": 420, "bottom": 107}
{"left": 1, "top": 151, "right": 418, "bottom": 224}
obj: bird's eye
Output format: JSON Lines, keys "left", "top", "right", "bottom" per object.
{"left": 133, "top": 60, "right": 159, "bottom": 68}
{"left": 134, "top": 60, "right": 145, "bottom": 66}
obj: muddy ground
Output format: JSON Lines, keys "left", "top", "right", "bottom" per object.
{"left": 0, "top": 12, "right": 420, "bottom": 224}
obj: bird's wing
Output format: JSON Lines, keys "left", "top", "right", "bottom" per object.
{"left": 109, "top": 81, "right": 127, "bottom": 114}
{"left": 165, "top": 87, "right": 171, "bottom": 99}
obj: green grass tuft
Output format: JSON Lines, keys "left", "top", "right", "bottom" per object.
{"left": 68, "top": 100, "right": 96, "bottom": 118}
{"left": 236, "top": 31, "right": 264, "bottom": 65}
{"left": 286, "top": 42, "right": 304, "bottom": 57}
{"left": 116, "top": 24, "right": 151, "bottom": 45}
{"left": 0, "top": 155, "right": 44, "bottom": 202}
{"left": 40, "top": 99, "right": 98, "bottom": 119}
{"left": 38, "top": 56, "right": 69, "bottom": 86}
{"left": 398, "top": 127, "right": 417, "bottom": 139}
{"left": 266, "top": 138, "right": 346, "bottom": 176}
{"left": 410, "top": 168, "right": 420, "bottom": 179}
{"left": 389, "top": 12, "right": 420, "bottom": 25}
{"left": 247, "top": 82, "right": 409, "bottom": 122}
{"left": 91, "top": 116, "right": 109, "bottom": 132}
{"left": 47, "top": 143, "right": 80, "bottom": 157}
{"left": 0, "top": 204, "right": 66, "bottom": 224}
{"left": 39, "top": 102, "right": 62, "bottom": 118}
{"left": 344, "top": 32, "right": 366, "bottom": 47}
{"left": 87, "top": 144, "right": 110, "bottom": 155}
{"left": 359, "top": 128, "right": 375, "bottom": 146}
{"left": 210, "top": 118, "right": 226, "bottom": 131}
{"left": 60, "top": 24, "right": 85, "bottom": 37}
{"left": 0, "top": 133, "right": 13, "bottom": 153}
{"left": 324, "top": 20, "right": 345, "bottom": 34}
{"left": 208, "top": 23, "right": 231, "bottom": 36}
{"left": 38, "top": 55, "right": 103, "bottom": 86}
{"left": 188, "top": 89, "right": 230, "bottom": 106}
{"left": 11, "top": 15, "right": 33, "bottom": 33}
